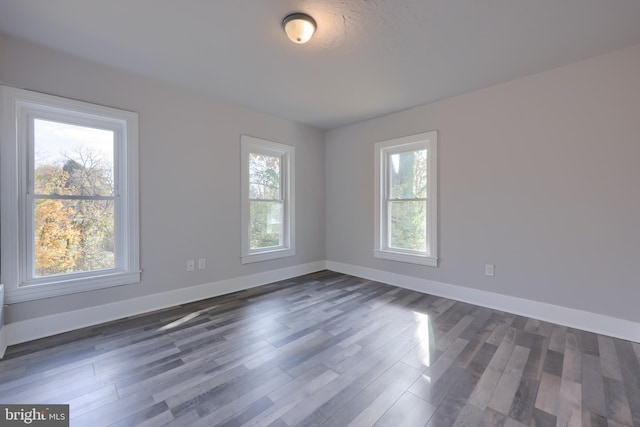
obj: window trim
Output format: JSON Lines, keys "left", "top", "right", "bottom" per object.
{"left": 240, "top": 135, "right": 295, "bottom": 264}
{"left": 0, "top": 86, "right": 140, "bottom": 303}
{"left": 374, "top": 131, "right": 438, "bottom": 267}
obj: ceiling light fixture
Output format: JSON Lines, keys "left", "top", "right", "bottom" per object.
{"left": 282, "top": 13, "right": 316, "bottom": 44}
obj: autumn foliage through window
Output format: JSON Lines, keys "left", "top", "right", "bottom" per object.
{"left": 33, "top": 119, "right": 116, "bottom": 277}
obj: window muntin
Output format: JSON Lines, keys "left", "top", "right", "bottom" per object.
{"left": 1, "top": 86, "right": 140, "bottom": 303}
{"left": 241, "top": 135, "right": 295, "bottom": 264}
{"left": 375, "top": 132, "right": 438, "bottom": 266}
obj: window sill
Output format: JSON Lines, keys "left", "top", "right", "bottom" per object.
{"left": 241, "top": 248, "right": 295, "bottom": 264}
{"left": 5, "top": 271, "right": 141, "bottom": 303}
{"left": 374, "top": 250, "right": 438, "bottom": 267}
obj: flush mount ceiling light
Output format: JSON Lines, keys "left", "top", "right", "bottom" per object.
{"left": 282, "top": 13, "right": 316, "bottom": 44}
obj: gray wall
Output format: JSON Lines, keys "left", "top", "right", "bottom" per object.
{"left": 0, "top": 34, "right": 326, "bottom": 323}
{"left": 2, "top": 32, "right": 639, "bottom": 327}
{"left": 326, "top": 44, "right": 640, "bottom": 323}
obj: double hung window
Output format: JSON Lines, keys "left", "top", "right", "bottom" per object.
{"left": 374, "top": 131, "right": 438, "bottom": 266}
{"left": 1, "top": 86, "right": 140, "bottom": 302}
{"left": 241, "top": 135, "right": 295, "bottom": 264}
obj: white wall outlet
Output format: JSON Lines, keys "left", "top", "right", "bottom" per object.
{"left": 485, "top": 264, "right": 495, "bottom": 277}
{"left": 198, "top": 258, "right": 206, "bottom": 269}
{"left": 187, "top": 260, "right": 195, "bottom": 271}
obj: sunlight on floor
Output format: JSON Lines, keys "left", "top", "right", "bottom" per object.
{"left": 159, "top": 312, "right": 203, "bottom": 331}
{"left": 413, "top": 311, "right": 433, "bottom": 368}
{"left": 158, "top": 307, "right": 216, "bottom": 331}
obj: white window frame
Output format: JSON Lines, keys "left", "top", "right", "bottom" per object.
{"left": 241, "top": 135, "right": 295, "bottom": 264}
{"left": 374, "top": 131, "right": 438, "bottom": 266}
{"left": 1, "top": 86, "right": 140, "bottom": 303}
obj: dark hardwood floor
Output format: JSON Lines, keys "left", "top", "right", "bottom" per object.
{"left": 1, "top": 271, "right": 639, "bottom": 426}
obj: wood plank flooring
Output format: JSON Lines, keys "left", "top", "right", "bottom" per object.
{"left": 1, "top": 271, "right": 639, "bottom": 426}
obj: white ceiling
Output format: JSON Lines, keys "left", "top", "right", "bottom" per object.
{"left": 1, "top": 1, "right": 640, "bottom": 130}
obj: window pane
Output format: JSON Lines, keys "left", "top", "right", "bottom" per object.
{"left": 249, "top": 153, "right": 280, "bottom": 200}
{"left": 249, "top": 200, "right": 283, "bottom": 249}
{"left": 389, "top": 200, "right": 426, "bottom": 251}
{"left": 389, "top": 149, "right": 427, "bottom": 199}
{"left": 34, "top": 198, "right": 115, "bottom": 277}
{"left": 34, "top": 119, "right": 114, "bottom": 196}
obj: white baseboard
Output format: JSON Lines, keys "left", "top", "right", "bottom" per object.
{"left": 0, "top": 284, "right": 6, "bottom": 358}
{"left": 6, "top": 261, "right": 325, "bottom": 346}
{"left": 326, "top": 261, "right": 640, "bottom": 343}
{"left": 0, "top": 328, "right": 5, "bottom": 359}
{"left": 5, "top": 259, "right": 639, "bottom": 350}
{"left": 0, "top": 327, "right": 5, "bottom": 358}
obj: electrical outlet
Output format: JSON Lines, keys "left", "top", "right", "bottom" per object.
{"left": 187, "top": 260, "right": 195, "bottom": 271}
{"left": 198, "top": 258, "right": 206, "bottom": 269}
{"left": 485, "top": 264, "right": 495, "bottom": 277}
